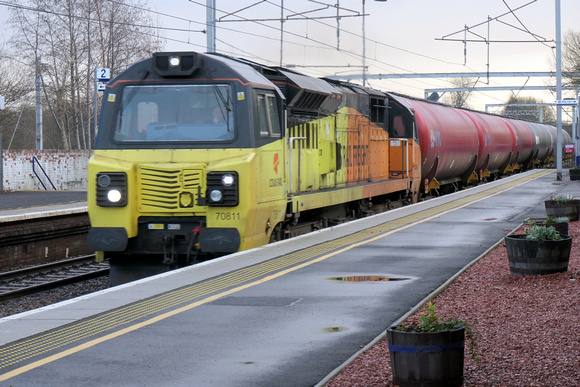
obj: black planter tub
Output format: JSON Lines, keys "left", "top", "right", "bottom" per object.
{"left": 505, "top": 234, "right": 572, "bottom": 276}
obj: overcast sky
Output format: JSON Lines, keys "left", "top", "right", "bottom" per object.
{"left": 1, "top": 0, "right": 579, "bottom": 112}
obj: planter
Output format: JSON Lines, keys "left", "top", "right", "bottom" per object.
{"left": 528, "top": 218, "right": 569, "bottom": 236}
{"left": 505, "top": 234, "right": 572, "bottom": 276}
{"left": 570, "top": 169, "right": 580, "bottom": 181}
{"left": 387, "top": 326, "right": 465, "bottom": 387}
{"left": 544, "top": 200, "right": 579, "bottom": 221}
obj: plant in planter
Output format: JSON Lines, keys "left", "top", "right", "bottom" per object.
{"left": 544, "top": 195, "right": 579, "bottom": 221}
{"left": 387, "top": 302, "right": 478, "bottom": 387}
{"left": 569, "top": 166, "right": 580, "bottom": 181}
{"left": 505, "top": 225, "right": 572, "bottom": 275}
{"left": 528, "top": 216, "right": 569, "bottom": 235}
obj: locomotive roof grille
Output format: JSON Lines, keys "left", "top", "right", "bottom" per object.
{"left": 292, "top": 91, "right": 326, "bottom": 110}
{"left": 277, "top": 70, "right": 343, "bottom": 115}
{"left": 153, "top": 52, "right": 200, "bottom": 77}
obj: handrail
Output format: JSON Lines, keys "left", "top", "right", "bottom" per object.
{"left": 32, "top": 156, "right": 57, "bottom": 190}
{"left": 289, "top": 136, "right": 307, "bottom": 194}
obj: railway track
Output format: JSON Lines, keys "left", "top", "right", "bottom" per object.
{"left": 0, "top": 255, "right": 109, "bottom": 302}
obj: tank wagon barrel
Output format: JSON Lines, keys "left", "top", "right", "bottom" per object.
{"left": 391, "top": 93, "right": 565, "bottom": 193}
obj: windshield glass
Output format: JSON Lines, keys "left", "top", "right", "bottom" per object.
{"left": 114, "top": 84, "right": 234, "bottom": 142}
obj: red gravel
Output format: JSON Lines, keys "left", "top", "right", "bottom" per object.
{"left": 327, "top": 221, "right": 580, "bottom": 386}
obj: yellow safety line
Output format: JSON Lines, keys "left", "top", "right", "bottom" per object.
{"left": 0, "top": 169, "right": 553, "bottom": 382}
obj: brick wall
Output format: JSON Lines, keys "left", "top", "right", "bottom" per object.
{"left": 1, "top": 150, "right": 92, "bottom": 192}
{"left": 0, "top": 213, "right": 92, "bottom": 270}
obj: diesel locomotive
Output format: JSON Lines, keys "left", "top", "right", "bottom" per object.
{"left": 87, "top": 51, "right": 564, "bottom": 281}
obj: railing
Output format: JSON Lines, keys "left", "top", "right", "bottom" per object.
{"left": 32, "top": 156, "right": 57, "bottom": 190}
{"left": 289, "top": 136, "right": 307, "bottom": 194}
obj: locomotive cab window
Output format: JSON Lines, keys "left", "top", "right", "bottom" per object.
{"left": 114, "top": 84, "right": 234, "bottom": 142}
{"left": 370, "top": 97, "right": 387, "bottom": 126}
{"left": 388, "top": 100, "right": 415, "bottom": 139}
{"left": 257, "top": 92, "right": 281, "bottom": 137}
{"left": 392, "top": 116, "right": 407, "bottom": 137}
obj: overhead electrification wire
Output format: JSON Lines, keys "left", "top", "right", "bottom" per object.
{"left": 237, "top": 0, "right": 479, "bottom": 92}
{"left": 187, "top": 0, "right": 437, "bottom": 78}
{"left": 0, "top": 0, "right": 204, "bottom": 34}
{"left": 91, "top": 0, "right": 467, "bottom": 90}
{"left": 501, "top": 0, "right": 553, "bottom": 49}
{"left": 1, "top": 0, "right": 538, "bottom": 99}
{"left": 0, "top": 0, "right": 283, "bottom": 65}
{"left": 104, "top": 0, "right": 347, "bottom": 66}
{"left": 264, "top": 0, "right": 463, "bottom": 67}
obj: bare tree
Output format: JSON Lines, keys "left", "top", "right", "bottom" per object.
{"left": 0, "top": 49, "right": 31, "bottom": 107}
{"left": 0, "top": 45, "right": 36, "bottom": 149}
{"left": 562, "top": 30, "right": 580, "bottom": 87}
{"left": 442, "top": 77, "right": 475, "bottom": 109}
{"left": 7, "top": 0, "right": 161, "bottom": 149}
{"left": 500, "top": 95, "right": 556, "bottom": 125}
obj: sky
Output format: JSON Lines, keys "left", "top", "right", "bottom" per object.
{"left": 1, "top": 0, "right": 579, "bottom": 114}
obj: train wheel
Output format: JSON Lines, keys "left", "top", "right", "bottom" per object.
{"left": 269, "top": 223, "right": 283, "bottom": 243}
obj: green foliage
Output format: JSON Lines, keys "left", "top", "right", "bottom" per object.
{"left": 525, "top": 225, "right": 562, "bottom": 241}
{"left": 395, "top": 302, "right": 479, "bottom": 361}
{"left": 534, "top": 216, "right": 569, "bottom": 224}
{"left": 396, "top": 302, "right": 466, "bottom": 332}
{"left": 552, "top": 195, "right": 573, "bottom": 202}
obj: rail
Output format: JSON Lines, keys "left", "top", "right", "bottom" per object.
{"left": 0, "top": 255, "right": 109, "bottom": 301}
{"left": 32, "top": 155, "right": 57, "bottom": 190}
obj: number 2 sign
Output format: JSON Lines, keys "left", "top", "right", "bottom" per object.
{"left": 96, "top": 68, "right": 110, "bottom": 82}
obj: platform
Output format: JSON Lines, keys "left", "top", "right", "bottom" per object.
{"left": 0, "top": 170, "right": 577, "bottom": 386}
{"left": 0, "top": 191, "right": 87, "bottom": 222}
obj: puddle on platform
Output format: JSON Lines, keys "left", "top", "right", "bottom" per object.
{"left": 327, "top": 275, "right": 409, "bottom": 282}
{"left": 324, "top": 326, "right": 348, "bottom": 333}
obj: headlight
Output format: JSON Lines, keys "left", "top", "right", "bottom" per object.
{"left": 169, "top": 56, "right": 180, "bottom": 67}
{"left": 107, "top": 189, "right": 122, "bottom": 203}
{"left": 209, "top": 189, "right": 223, "bottom": 202}
{"left": 222, "top": 174, "right": 234, "bottom": 186}
{"left": 96, "top": 172, "right": 127, "bottom": 207}
{"left": 153, "top": 52, "right": 199, "bottom": 76}
{"left": 97, "top": 174, "right": 111, "bottom": 188}
{"left": 206, "top": 171, "right": 238, "bottom": 207}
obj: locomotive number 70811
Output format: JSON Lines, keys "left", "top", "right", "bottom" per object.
{"left": 216, "top": 212, "right": 241, "bottom": 221}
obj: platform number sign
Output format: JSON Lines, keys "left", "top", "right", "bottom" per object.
{"left": 95, "top": 68, "right": 110, "bottom": 92}
{"left": 96, "top": 68, "right": 110, "bottom": 82}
